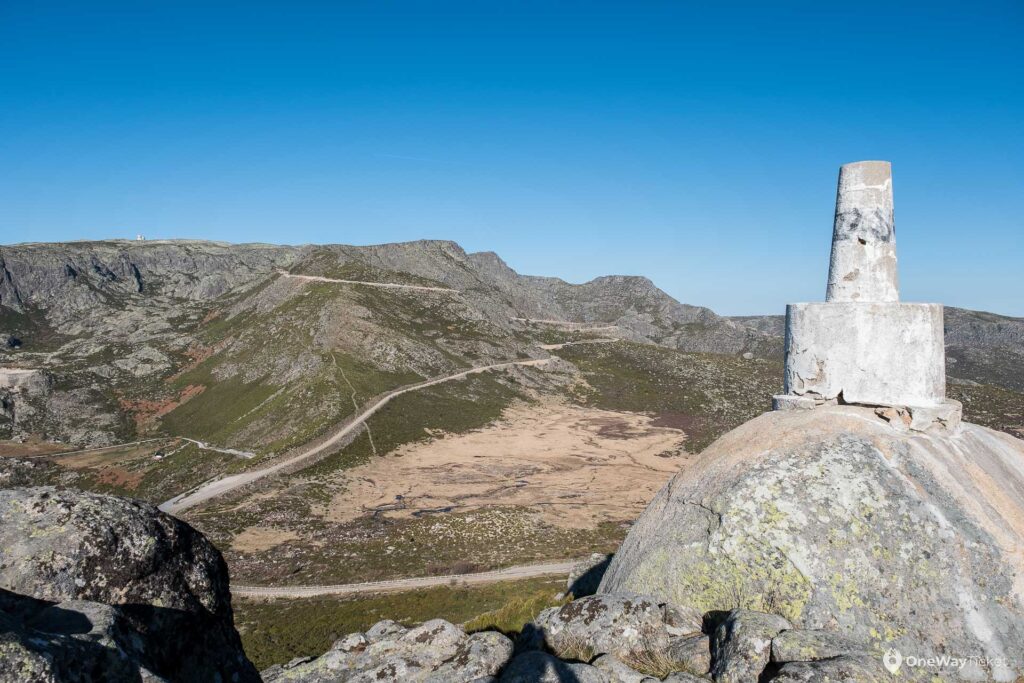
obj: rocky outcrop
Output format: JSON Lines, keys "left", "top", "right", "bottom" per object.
{"left": 0, "top": 241, "right": 297, "bottom": 318}
{"left": 519, "top": 598, "right": 893, "bottom": 681}
{"left": 261, "top": 618, "right": 513, "bottom": 682}
{"left": 274, "top": 591, "right": 888, "bottom": 682}
{"left": 710, "top": 610, "right": 790, "bottom": 683}
{"left": 599, "top": 405, "right": 1024, "bottom": 681}
{"left": 0, "top": 487, "right": 259, "bottom": 682}
{"left": 534, "top": 594, "right": 673, "bottom": 662}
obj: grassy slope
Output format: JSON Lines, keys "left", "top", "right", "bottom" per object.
{"left": 235, "top": 577, "right": 564, "bottom": 670}
{"left": 559, "top": 341, "right": 783, "bottom": 452}
{"left": 160, "top": 281, "right": 423, "bottom": 453}
{"left": 948, "top": 381, "right": 1024, "bottom": 438}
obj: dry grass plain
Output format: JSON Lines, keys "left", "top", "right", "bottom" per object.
{"left": 319, "top": 400, "right": 687, "bottom": 529}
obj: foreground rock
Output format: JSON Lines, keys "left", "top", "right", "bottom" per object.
{"left": 500, "top": 650, "right": 609, "bottom": 682}
{"left": 711, "top": 610, "right": 790, "bottom": 683}
{"left": 275, "top": 593, "right": 893, "bottom": 682}
{"left": 0, "top": 487, "right": 258, "bottom": 682}
{"left": 534, "top": 594, "right": 673, "bottom": 662}
{"left": 599, "top": 405, "right": 1024, "bottom": 681}
{"left": 261, "top": 618, "right": 513, "bottom": 682}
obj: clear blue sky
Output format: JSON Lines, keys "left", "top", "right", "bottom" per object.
{"left": 1, "top": 1, "right": 1021, "bottom": 315}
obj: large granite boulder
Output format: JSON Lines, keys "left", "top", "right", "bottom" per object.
{"left": 0, "top": 487, "right": 258, "bottom": 682}
{"left": 599, "top": 405, "right": 1024, "bottom": 681}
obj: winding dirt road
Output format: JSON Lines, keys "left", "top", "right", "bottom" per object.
{"left": 538, "top": 338, "right": 619, "bottom": 351}
{"left": 232, "top": 559, "right": 575, "bottom": 599}
{"left": 159, "top": 358, "right": 551, "bottom": 515}
{"left": 278, "top": 270, "right": 459, "bottom": 293}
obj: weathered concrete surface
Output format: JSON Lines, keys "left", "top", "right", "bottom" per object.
{"left": 826, "top": 160, "right": 898, "bottom": 303}
{"left": 599, "top": 405, "right": 1024, "bottom": 681}
{"left": 781, "top": 301, "right": 946, "bottom": 408}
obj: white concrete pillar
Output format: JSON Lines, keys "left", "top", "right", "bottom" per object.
{"left": 825, "top": 161, "right": 898, "bottom": 303}
{"left": 773, "top": 160, "right": 960, "bottom": 429}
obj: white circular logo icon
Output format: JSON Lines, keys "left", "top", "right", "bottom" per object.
{"left": 883, "top": 647, "right": 903, "bottom": 674}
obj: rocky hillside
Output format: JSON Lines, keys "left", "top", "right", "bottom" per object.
{"left": 4, "top": 238, "right": 1021, "bottom": 453}
{"left": 1, "top": 238, "right": 1022, "bottom": 510}
{"left": 0, "top": 239, "right": 772, "bottom": 449}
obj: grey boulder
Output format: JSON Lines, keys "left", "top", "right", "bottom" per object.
{"left": 262, "top": 618, "right": 513, "bottom": 683}
{"left": 666, "top": 633, "right": 712, "bottom": 675}
{"left": 0, "top": 486, "right": 258, "bottom": 682}
{"left": 567, "top": 553, "right": 614, "bottom": 598}
{"left": 534, "top": 593, "right": 671, "bottom": 662}
{"left": 768, "top": 655, "right": 889, "bottom": 682}
{"left": 711, "top": 610, "right": 791, "bottom": 683}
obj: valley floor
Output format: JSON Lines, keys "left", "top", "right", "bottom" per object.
{"left": 192, "top": 399, "right": 688, "bottom": 585}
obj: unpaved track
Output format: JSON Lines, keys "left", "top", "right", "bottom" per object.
{"left": 278, "top": 270, "right": 459, "bottom": 293}
{"left": 159, "top": 358, "right": 551, "bottom": 514}
{"left": 232, "top": 559, "right": 575, "bottom": 598}
{"left": 539, "top": 338, "right": 619, "bottom": 350}
{"left": 510, "top": 317, "right": 620, "bottom": 333}
{"left": 3, "top": 437, "right": 169, "bottom": 459}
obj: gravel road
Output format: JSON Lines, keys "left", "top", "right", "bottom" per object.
{"left": 232, "top": 559, "right": 576, "bottom": 599}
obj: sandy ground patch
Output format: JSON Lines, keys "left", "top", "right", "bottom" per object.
{"left": 232, "top": 526, "right": 301, "bottom": 552}
{"left": 322, "top": 401, "right": 687, "bottom": 529}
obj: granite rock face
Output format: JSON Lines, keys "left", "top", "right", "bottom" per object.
{"left": 534, "top": 594, "right": 672, "bottom": 662}
{"left": 261, "top": 617, "right": 513, "bottom": 683}
{"left": 277, "top": 594, "right": 898, "bottom": 682}
{"left": 710, "top": 609, "right": 791, "bottom": 683}
{"left": 598, "top": 405, "right": 1024, "bottom": 681}
{"left": 0, "top": 487, "right": 258, "bottom": 682}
